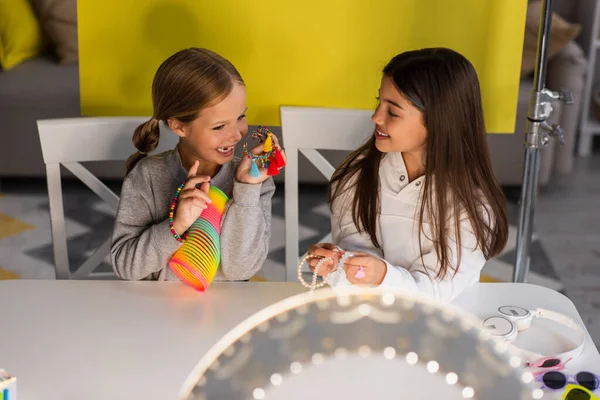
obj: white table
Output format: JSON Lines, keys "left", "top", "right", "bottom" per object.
{"left": 0, "top": 281, "right": 597, "bottom": 400}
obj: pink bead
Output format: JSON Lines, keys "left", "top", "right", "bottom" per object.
{"left": 354, "top": 266, "right": 366, "bottom": 279}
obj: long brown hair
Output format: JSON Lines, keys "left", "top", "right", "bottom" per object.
{"left": 126, "top": 48, "right": 244, "bottom": 174}
{"left": 328, "top": 48, "right": 508, "bottom": 279}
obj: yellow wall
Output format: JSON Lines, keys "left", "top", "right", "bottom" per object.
{"left": 78, "top": 0, "right": 526, "bottom": 133}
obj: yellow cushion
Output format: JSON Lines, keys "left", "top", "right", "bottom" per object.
{"left": 0, "top": 0, "right": 45, "bottom": 69}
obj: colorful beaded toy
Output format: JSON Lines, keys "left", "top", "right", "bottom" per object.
{"left": 242, "top": 126, "right": 286, "bottom": 178}
{"left": 168, "top": 186, "right": 229, "bottom": 292}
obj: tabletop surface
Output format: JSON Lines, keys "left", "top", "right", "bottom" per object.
{"left": 0, "top": 280, "right": 596, "bottom": 400}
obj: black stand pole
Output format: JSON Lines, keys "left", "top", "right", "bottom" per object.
{"left": 513, "top": 0, "right": 573, "bottom": 282}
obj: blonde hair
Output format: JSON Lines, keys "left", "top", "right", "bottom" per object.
{"left": 126, "top": 48, "right": 244, "bottom": 174}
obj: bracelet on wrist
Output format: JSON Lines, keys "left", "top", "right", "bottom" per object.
{"left": 169, "top": 180, "right": 188, "bottom": 243}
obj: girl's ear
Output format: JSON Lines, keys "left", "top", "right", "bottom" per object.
{"left": 167, "top": 118, "right": 187, "bottom": 138}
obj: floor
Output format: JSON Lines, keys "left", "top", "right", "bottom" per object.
{"left": 0, "top": 155, "right": 597, "bottom": 339}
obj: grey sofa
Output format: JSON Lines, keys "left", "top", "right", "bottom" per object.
{"left": 0, "top": 56, "right": 131, "bottom": 181}
{"left": 0, "top": 57, "right": 83, "bottom": 177}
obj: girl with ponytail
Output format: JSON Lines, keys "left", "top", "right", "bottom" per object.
{"left": 125, "top": 117, "right": 160, "bottom": 174}
{"left": 111, "top": 48, "right": 285, "bottom": 281}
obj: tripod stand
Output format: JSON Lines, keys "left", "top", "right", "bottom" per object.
{"left": 512, "top": 0, "right": 574, "bottom": 282}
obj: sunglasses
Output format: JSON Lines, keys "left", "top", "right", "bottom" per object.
{"left": 538, "top": 371, "right": 600, "bottom": 392}
{"left": 562, "top": 384, "right": 600, "bottom": 400}
{"left": 526, "top": 357, "right": 572, "bottom": 377}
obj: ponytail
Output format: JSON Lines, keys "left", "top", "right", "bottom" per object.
{"left": 126, "top": 117, "right": 160, "bottom": 175}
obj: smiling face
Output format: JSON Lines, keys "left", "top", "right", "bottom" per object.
{"left": 371, "top": 75, "right": 427, "bottom": 155}
{"left": 170, "top": 82, "right": 248, "bottom": 166}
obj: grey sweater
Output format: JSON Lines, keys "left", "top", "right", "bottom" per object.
{"left": 110, "top": 147, "right": 275, "bottom": 281}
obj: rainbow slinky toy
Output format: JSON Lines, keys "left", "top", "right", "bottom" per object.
{"left": 168, "top": 186, "right": 229, "bottom": 291}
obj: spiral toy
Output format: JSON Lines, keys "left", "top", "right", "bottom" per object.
{"left": 169, "top": 186, "right": 229, "bottom": 291}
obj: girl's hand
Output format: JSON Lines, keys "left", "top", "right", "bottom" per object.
{"left": 236, "top": 135, "right": 287, "bottom": 184}
{"left": 172, "top": 160, "right": 212, "bottom": 236}
{"left": 306, "top": 243, "right": 342, "bottom": 276}
{"left": 342, "top": 252, "right": 388, "bottom": 286}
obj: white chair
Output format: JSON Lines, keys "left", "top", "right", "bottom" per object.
{"left": 280, "top": 106, "right": 374, "bottom": 281}
{"left": 38, "top": 117, "right": 178, "bottom": 279}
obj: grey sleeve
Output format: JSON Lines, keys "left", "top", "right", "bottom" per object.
{"left": 110, "top": 171, "right": 181, "bottom": 280}
{"left": 219, "top": 178, "right": 275, "bottom": 280}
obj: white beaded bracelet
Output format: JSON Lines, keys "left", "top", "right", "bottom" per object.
{"left": 326, "top": 250, "right": 354, "bottom": 286}
{"left": 337, "top": 251, "right": 354, "bottom": 270}
{"left": 297, "top": 254, "right": 333, "bottom": 291}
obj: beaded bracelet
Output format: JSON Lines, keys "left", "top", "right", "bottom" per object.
{"left": 297, "top": 254, "right": 333, "bottom": 291}
{"left": 337, "top": 250, "right": 354, "bottom": 270}
{"left": 327, "top": 250, "right": 354, "bottom": 285}
{"left": 169, "top": 180, "right": 188, "bottom": 243}
{"left": 337, "top": 250, "right": 366, "bottom": 279}
{"left": 242, "top": 126, "right": 286, "bottom": 177}
{"left": 301, "top": 248, "right": 365, "bottom": 288}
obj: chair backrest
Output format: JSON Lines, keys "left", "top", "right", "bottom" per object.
{"left": 280, "top": 106, "right": 374, "bottom": 281}
{"left": 38, "top": 116, "right": 179, "bottom": 279}
{"left": 38, "top": 117, "right": 177, "bottom": 163}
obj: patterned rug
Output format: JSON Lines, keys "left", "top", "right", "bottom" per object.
{"left": 0, "top": 179, "right": 561, "bottom": 290}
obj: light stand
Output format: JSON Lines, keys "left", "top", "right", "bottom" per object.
{"left": 513, "top": 0, "right": 574, "bottom": 283}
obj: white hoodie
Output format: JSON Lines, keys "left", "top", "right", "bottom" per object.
{"left": 328, "top": 152, "right": 489, "bottom": 302}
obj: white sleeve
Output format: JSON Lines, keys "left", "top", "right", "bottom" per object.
{"left": 328, "top": 190, "right": 384, "bottom": 287}
{"left": 379, "top": 248, "right": 485, "bottom": 301}
{"left": 377, "top": 217, "right": 487, "bottom": 301}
